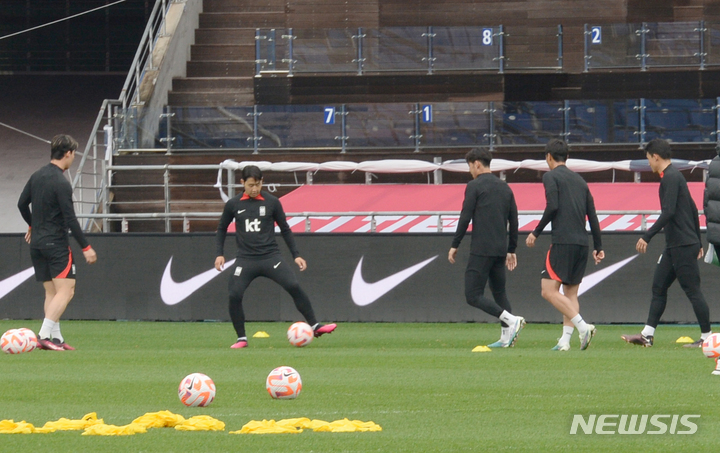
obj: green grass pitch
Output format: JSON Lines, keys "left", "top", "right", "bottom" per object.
{"left": 1, "top": 321, "right": 719, "bottom": 452}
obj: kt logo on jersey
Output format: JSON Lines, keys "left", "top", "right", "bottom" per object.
{"left": 245, "top": 218, "right": 260, "bottom": 232}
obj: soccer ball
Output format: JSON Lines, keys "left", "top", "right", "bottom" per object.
{"left": 17, "top": 328, "right": 37, "bottom": 352}
{"left": 178, "top": 373, "right": 216, "bottom": 407}
{"left": 266, "top": 366, "right": 302, "bottom": 399}
{"left": 287, "top": 322, "right": 314, "bottom": 347}
{"left": 1, "top": 329, "right": 28, "bottom": 354}
{"left": 702, "top": 333, "right": 720, "bottom": 359}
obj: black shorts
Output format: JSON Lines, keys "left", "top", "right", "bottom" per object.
{"left": 541, "top": 244, "right": 588, "bottom": 286}
{"left": 31, "top": 247, "right": 76, "bottom": 282}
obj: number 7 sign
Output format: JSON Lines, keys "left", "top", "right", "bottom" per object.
{"left": 324, "top": 107, "right": 336, "bottom": 124}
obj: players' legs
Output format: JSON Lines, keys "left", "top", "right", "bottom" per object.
{"left": 541, "top": 278, "right": 579, "bottom": 319}
{"left": 465, "top": 255, "right": 503, "bottom": 319}
{"left": 44, "top": 278, "right": 75, "bottom": 322}
{"left": 228, "top": 263, "right": 259, "bottom": 340}
{"left": 267, "top": 259, "right": 318, "bottom": 327}
{"left": 645, "top": 250, "right": 676, "bottom": 334}
{"left": 673, "top": 245, "right": 712, "bottom": 336}
{"left": 38, "top": 278, "right": 75, "bottom": 342}
{"left": 43, "top": 281, "right": 56, "bottom": 314}
{"left": 488, "top": 257, "right": 525, "bottom": 346}
{"left": 556, "top": 284, "right": 579, "bottom": 348}
{"left": 488, "top": 256, "right": 513, "bottom": 319}
{"left": 541, "top": 278, "right": 592, "bottom": 342}
{"left": 472, "top": 256, "right": 524, "bottom": 346}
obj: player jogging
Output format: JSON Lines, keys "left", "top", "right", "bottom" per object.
{"left": 526, "top": 139, "right": 604, "bottom": 351}
{"left": 17, "top": 134, "right": 98, "bottom": 351}
{"left": 449, "top": 148, "right": 526, "bottom": 347}
{"left": 215, "top": 165, "right": 336, "bottom": 348}
{"left": 622, "top": 138, "right": 712, "bottom": 348}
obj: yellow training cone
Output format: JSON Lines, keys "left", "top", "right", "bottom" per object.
{"left": 676, "top": 336, "right": 695, "bottom": 343}
{"left": 472, "top": 345, "right": 492, "bottom": 352}
{"left": 253, "top": 331, "right": 270, "bottom": 338}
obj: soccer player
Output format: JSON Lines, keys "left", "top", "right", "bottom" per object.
{"left": 215, "top": 165, "right": 336, "bottom": 348}
{"left": 449, "top": 148, "right": 525, "bottom": 347}
{"left": 622, "top": 139, "right": 712, "bottom": 348}
{"left": 17, "top": 134, "right": 98, "bottom": 351}
{"left": 526, "top": 139, "right": 604, "bottom": 351}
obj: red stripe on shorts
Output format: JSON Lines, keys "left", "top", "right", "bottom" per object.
{"left": 55, "top": 247, "right": 73, "bottom": 279}
{"left": 545, "top": 247, "right": 561, "bottom": 282}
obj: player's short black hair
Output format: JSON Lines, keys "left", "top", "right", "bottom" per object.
{"left": 645, "top": 138, "right": 672, "bottom": 160}
{"left": 50, "top": 134, "right": 78, "bottom": 160}
{"left": 465, "top": 148, "right": 492, "bottom": 168}
{"left": 545, "top": 139, "right": 568, "bottom": 162}
{"left": 241, "top": 165, "right": 263, "bottom": 181}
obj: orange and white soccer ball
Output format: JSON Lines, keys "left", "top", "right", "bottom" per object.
{"left": 287, "top": 322, "right": 314, "bottom": 347}
{"left": 702, "top": 333, "right": 720, "bottom": 359}
{"left": 178, "top": 373, "right": 216, "bottom": 407}
{"left": 17, "top": 328, "right": 37, "bottom": 352}
{"left": 1, "top": 329, "right": 29, "bottom": 354}
{"left": 266, "top": 366, "right": 302, "bottom": 399}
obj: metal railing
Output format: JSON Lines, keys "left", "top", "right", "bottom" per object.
{"left": 84, "top": 159, "right": 712, "bottom": 233}
{"left": 256, "top": 25, "right": 564, "bottom": 76}
{"left": 72, "top": 0, "right": 175, "bottom": 223}
{"left": 76, "top": 210, "right": 676, "bottom": 234}
{"left": 256, "top": 21, "right": 720, "bottom": 77}
{"left": 147, "top": 98, "right": 720, "bottom": 153}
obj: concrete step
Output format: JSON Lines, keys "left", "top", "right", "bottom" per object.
{"left": 187, "top": 61, "right": 255, "bottom": 77}
{"left": 194, "top": 28, "right": 256, "bottom": 45}
{"left": 203, "top": 0, "right": 286, "bottom": 13}
{"left": 191, "top": 44, "right": 255, "bottom": 61}
{"left": 172, "top": 77, "right": 253, "bottom": 92}
{"left": 199, "top": 12, "right": 286, "bottom": 29}
{"left": 167, "top": 91, "right": 255, "bottom": 106}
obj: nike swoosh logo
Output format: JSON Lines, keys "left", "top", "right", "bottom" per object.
{"left": 274, "top": 262, "right": 281, "bottom": 269}
{"left": 0, "top": 267, "right": 35, "bottom": 299}
{"left": 577, "top": 254, "right": 638, "bottom": 296}
{"left": 161, "top": 256, "right": 236, "bottom": 306}
{"left": 237, "top": 209, "right": 246, "bottom": 214}
{"left": 351, "top": 255, "right": 438, "bottom": 306}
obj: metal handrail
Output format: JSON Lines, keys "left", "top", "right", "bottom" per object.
{"left": 76, "top": 210, "right": 681, "bottom": 234}
{"left": 72, "top": 0, "right": 173, "bottom": 221}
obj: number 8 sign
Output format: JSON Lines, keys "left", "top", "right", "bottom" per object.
{"left": 482, "top": 28, "right": 493, "bottom": 46}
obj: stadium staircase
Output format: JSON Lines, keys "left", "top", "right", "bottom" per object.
{"left": 167, "top": 0, "right": 283, "bottom": 107}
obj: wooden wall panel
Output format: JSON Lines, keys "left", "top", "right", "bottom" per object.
{"left": 287, "top": 1, "right": 380, "bottom": 28}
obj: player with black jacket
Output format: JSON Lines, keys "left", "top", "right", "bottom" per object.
{"left": 17, "top": 134, "right": 97, "bottom": 351}
{"left": 215, "top": 165, "right": 336, "bottom": 348}
{"left": 526, "top": 139, "right": 604, "bottom": 351}
{"left": 622, "top": 139, "right": 712, "bottom": 348}
{"left": 449, "top": 148, "right": 526, "bottom": 348}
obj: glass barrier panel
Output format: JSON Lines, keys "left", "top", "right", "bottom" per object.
{"left": 363, "top": 27, "right": 428, "bottom": 72}
{"left": 115, "top": 105, "right": 167, "bottom": 150}
{"left": 166, "top": 107, "right": 255, "bottom": 149}
{"left": 257, "top": 29, "right": 289, "bottom": 73}
{"left": 115, "top": 107, "right": 141, "bottom": 150}
{"left": 494, "top": 102, "right": 563, "bottom": 145}
{"left": 258, "top": 105, "right": 343, "bottom": 149}
{"left": 587, "top": 24, "right": 642, "bottom": 69}
{"left": 504, "top": 25, "right": 561, "bottom": 70}
{"left": 293, "top": 29, "right": 358, "bottom": 74}
{"left": 432, "top": 27, "right": 499, "bottom": 71}
{"left": 345, "top": 104, "right": 416, "bottom": 148}
{"left": 419, "top": 102, "right": 491, "bottom": 147}
{"left": 705, "top": 22, "right": 720, "bottom": 66}
{"left": 608, "top": 99, "right": 640, "bottom": 143}
{"left": 566, "top": 101, "right": 611, "bottom": 144}
{"left": 645, "top": 22, "right": 701, "bottom": 68}
{"left": 644, "top": 99, "right": 715, "bottom": 143}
